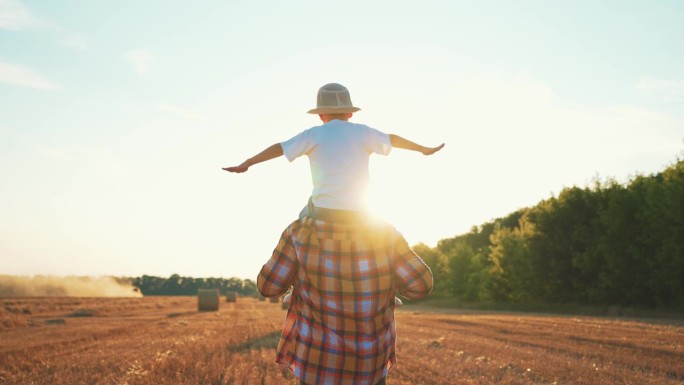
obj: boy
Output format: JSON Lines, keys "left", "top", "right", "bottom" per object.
{"left": 223, "top": 82, "right": 444, "bottom": 220}
{"left": 227, "top": 83, "right": 439, "bottom": 385}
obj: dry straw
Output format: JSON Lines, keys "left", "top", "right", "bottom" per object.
{"left": 225, "top": 292, "right": 238, "bottom": 303}
{"left": 197, "top": 289, "right": 219, "bottom": 311}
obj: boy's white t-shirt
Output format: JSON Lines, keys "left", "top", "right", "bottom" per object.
{"left": 280, "top": 120, "right": 392, "bottom": 211}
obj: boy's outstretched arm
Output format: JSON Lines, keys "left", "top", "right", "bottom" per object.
{"left": 222, "top": 143, "right": 284, "bottom": 173}
{"left": 389, "top": 134, "right": 445, "bottom": 155}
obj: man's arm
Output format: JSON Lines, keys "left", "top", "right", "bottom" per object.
{"left": 389, "top": 134, "right": 444, "bottom": 156}
{"left": 257, "top": 225, "right": 298, "bottom": 298}
{"left": 222, "top": 143, "right": 284, "bottom": 173}
{"left": 394, "top": 237, "right": 434, "bottom": 299}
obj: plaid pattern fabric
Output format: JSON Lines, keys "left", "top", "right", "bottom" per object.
{"left": 258, "top": 217, "right": 433, "bottom": 385}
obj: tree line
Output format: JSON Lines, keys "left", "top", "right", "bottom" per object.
{"left": 128, "top": 274, "right": 258, "bottom": 296}
{"left": 415, "top": 159, "right": 684, "bottom": 309}
{"left": 125, "top": 159, "right": 682, "bottom": 309}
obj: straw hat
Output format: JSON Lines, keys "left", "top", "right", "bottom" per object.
{"left": 307, "top": 83, "right": 361, "bottom": 114}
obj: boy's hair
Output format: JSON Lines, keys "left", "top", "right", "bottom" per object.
{"left": 321, "top": 113, "right": 351, "bottom": 121}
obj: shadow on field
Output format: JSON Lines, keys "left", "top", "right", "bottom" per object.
{"left": 167, "top": 311, "right": 197, "bottom": 318}
{"left": 228, "top": 331, "right": 281, "bottom": 353}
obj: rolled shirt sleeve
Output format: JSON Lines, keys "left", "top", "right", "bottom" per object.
{"left": 257, "top": 223, "right": 299, "bottom": 297}
{"left": 393, "top": 236, "right": 433, "bottom": 299}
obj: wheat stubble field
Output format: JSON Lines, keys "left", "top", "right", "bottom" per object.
{"left": 1, "top": 297, "right": 682, "bottom": 385}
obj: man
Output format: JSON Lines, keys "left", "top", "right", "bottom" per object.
{"left": 258, "top": 215, "right": 433, "bottom": 385}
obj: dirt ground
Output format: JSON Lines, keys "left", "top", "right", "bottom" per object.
{"left": 1, "top": 296, "right": 682, "bottom": 385}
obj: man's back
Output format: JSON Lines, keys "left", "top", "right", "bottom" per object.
{"left": 258, "top": 217, "right": 433, "bottom": 385}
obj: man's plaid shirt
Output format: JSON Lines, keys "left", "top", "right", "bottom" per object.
{"left": 257, "top": 217, "right": 433, "bottom": 385}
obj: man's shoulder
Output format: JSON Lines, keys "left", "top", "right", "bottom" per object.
{"left": 295, "top": 216, "right": 402, "bottom": 238}
{"left": 285, "top": 217, "right": 307, "bottom": 232}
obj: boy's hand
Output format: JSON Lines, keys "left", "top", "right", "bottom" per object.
{"left": 223, "top": 164, "right": 249, "bottom": 173}
{"left": 222, "top": 144, "right": 283, "bottom": 174}
{"left": 422, "top": 143, "right": 445, "bottom": 156}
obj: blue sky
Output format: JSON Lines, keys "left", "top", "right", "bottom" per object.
{"left": 1, "top": 1, "right": 683, "bottom": 280}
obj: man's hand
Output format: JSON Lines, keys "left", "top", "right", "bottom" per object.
{"left": 421, "top": 143, "right": 445, "bottom": 156}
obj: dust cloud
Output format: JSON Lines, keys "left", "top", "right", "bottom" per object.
{"left": 0, "top": 275, "right": 142, "bottom": 297}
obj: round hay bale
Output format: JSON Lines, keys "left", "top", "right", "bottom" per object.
{"left": 197, "top": 289, "right": 219, "bottom": 311}
{"left": 225, "top": 291, "right": 238, "bottom": 303}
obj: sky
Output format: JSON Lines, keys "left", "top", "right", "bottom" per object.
{"left": 1, "top": 0, "right": 683, "bottom": 281}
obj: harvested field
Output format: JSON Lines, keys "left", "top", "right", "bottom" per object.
{"left": 0, "top": 297, "right": 682, "bottom": 385}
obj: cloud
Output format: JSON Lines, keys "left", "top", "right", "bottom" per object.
{"left": 637, "top": 76, "right": 684, "bottom": 102}
{"left": 1, "top": 1, "right": 87, "bottom": 51}
{"left": 0, "top": 59, "right": 58, "bottom": 90}
{"left": 156, "top": 103, "right": 206, "bottom": 121}
{"left": 0, "top": 0, "right": 43, "bottom": 30}
{"left": 58, "top": 34, "right": 90, "bottom": 50}
{"left": 123, "top": 49, "right": 153, "bottom": 74}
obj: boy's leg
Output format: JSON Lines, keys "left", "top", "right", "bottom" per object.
{"left": 298, "top": 197, "right": 315, "bottom": 219}
{"left": 298, "top": 205, "right": 309, "bottom": 219}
